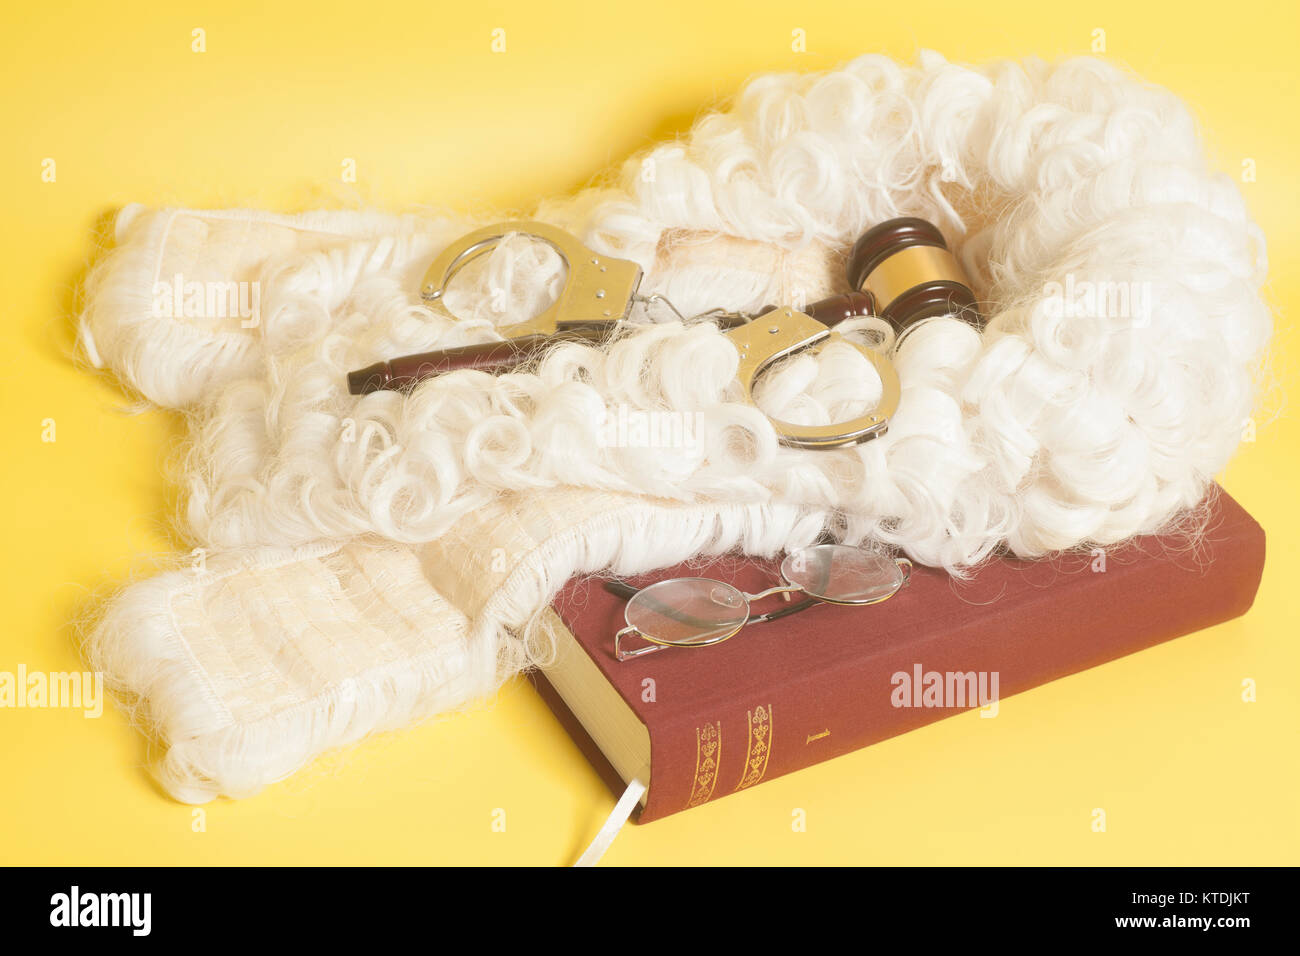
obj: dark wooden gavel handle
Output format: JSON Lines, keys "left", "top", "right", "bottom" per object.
{"left": 348, "top": 326, "right": 627, "bottom": 394}
{"left": 349, "top": 334, "right": 547, "bottom": 394}
{"left": 785, "top": 291, "right": 874, "bottom": 327}
{"left": 347, "top": 292, "right": 875, "bottom": 395}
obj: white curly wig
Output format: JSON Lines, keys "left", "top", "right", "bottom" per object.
{"left": 78, "top": 51, "right": 1271, "bottom": 801}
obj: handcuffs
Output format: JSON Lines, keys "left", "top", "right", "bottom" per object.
{"left": 346, "top": 221, "right": 901, "bottom": 449}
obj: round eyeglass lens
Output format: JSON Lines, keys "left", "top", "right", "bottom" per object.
{"left": 780, "top": 545, "right": 904, "bottom": 605}
{"left": 625, "top": 577, "right": 750, "bottom": 647}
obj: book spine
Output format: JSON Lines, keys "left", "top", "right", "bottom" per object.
{"left": 636, "top": 513, "right": 1265, "bottom": 822}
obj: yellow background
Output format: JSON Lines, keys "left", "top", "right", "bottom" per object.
{"left": 3, "top": 0, "right": 1297, "bottom": 865}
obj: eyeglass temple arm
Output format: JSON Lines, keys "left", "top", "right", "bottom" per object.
{"left": 614, "top": 626, "right": 666, "bottom": 662}
{"left": 606, "top": 580, "right": 801, "bottom": 601}
{"left": 605, "top": 579, "right": 819, "bottom": 628}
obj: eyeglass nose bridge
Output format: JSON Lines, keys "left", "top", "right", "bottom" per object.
{"left": 741, "top": 583, "right": 804, "bottom": 602}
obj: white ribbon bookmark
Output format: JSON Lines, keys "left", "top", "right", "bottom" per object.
{"left": 573, "top": 777, "right": 648, "bottom": 867}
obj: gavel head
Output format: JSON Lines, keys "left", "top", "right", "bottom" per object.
{"left": 846, "top": 217, "right": 981, "bottom": 331}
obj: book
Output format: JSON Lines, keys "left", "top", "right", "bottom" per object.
{"left": 534, "top": 485, "right": 1266, "bottom": 823}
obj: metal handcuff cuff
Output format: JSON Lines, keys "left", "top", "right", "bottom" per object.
{"left": 346, "top": 220, "right": 901, "bottom": 449}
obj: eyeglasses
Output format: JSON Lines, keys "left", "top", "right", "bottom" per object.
{"left": 606, "top": 545, "right": 912, "bottom": 661}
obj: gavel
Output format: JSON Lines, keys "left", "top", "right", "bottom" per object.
{"left": 346, "top": 291, "right": 876, "bottom": 394}
{"left": 847, "top": 217, "right": 982, "bottom": 330}
{"left": 346, "top": 217, "right": 980, "bottom": 396}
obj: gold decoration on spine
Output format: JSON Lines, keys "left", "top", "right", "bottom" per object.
{"left": 734, "top": 705, "right": 773, "bottom": 792}
{"left": 685, "top": 721, "right": 722, "bottom": 809}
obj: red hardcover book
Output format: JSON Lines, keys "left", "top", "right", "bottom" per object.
{"left": 533, "top": 485, "right": 1265, "bottom": 823}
